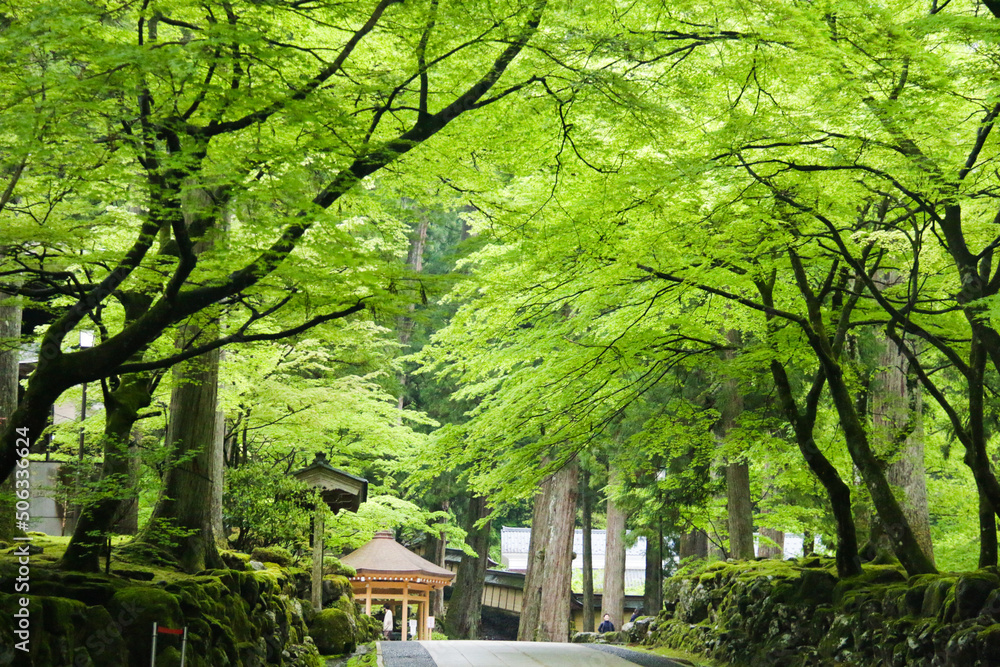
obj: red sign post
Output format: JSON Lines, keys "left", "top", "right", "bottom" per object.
{"left": 150, "top": 622, "right": 188, "bottom": 667}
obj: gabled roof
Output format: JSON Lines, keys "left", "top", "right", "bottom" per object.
{"left": 340, "top": 530, "right": 455, "bottom": 582}
{"left": 289, "top": 453, "right": 368, "bottom": 514}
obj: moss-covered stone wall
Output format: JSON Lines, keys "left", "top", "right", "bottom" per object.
{"left": 0, "top": 561, "right": 377, "bottom": 666}
{"left": 648, "top": 558, "right": 1000, "bottom": 667}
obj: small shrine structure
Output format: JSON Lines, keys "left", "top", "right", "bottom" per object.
{"left": 340, "top": 530, "right": 455, "bottom": 641}
{"left": 290, "top": 453, "right": 368, "bottom": 610}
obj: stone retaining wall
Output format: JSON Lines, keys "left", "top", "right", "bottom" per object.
{"left": 647, "top": 558, "right": 1000, "bottom": 667}
{"left": 0, "top": 561, "right": 377, "bottom": 666}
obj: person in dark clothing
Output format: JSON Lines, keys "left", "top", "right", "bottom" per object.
{"left": 630, "top": 608, "right": 642, "bottom": 623}
{"left": 598, "top": 613, "right": 615, "bottom": 633}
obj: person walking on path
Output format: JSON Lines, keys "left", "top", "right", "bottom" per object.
{"left": 598, "top": 613, "right": 615, "bottom": 633}
{"left": 383, "top": 607, "right": 394, "bottom": 640}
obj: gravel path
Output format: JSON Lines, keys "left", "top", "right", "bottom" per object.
{"left": 379, "top": 641, "right": 437, "bottom": 667}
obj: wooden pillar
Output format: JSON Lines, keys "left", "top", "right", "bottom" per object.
{"left": 311, "top": 508, "right": 324, "bottom": 610}
{"left": 365, "top": 582, "right": 372, "bottom": 615}
{"left": 421, "top": 595, "right": 429, "bottom": 640}
{"left": 401, "top": 583, "right": 410, "bottom": 641}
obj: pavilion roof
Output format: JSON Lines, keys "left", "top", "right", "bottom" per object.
{"left": 340, "top": 530, "right": 455, "bottom": 582}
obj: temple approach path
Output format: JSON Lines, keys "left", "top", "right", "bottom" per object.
{"left": 378, "top": 641, "right": 687, "bottom": 667}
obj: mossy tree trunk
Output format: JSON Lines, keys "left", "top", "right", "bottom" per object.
{"left": 785, "top": 251, "right": 935, "bottom": 576}
{"left": 980, "top": 496, "right": 998, "bottom": 568}
{"left": 725, "top": 463, "right": 754, "bottom": 559}
{"left": 211, "top": 409, "right": 225, "bottom": 546}
{"left": 141, "top": 343, "right": 225, "bottom": 573}
{"left": 865, "top": 274, "right": 934, "bottom": 565}
{"left": 758, "top": 278, "right": 862, "bottom": 577}
{"left": 444, "top": 494, "right": 491, "bottom": 639}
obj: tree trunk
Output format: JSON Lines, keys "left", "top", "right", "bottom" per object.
{"left": 678, "top": 528, "right": 708, "bottom": 560}
{"left": 785, "top": 255, "right": 935, "bottom": 576}
{"left": 142, "top": 345, "right": 224, "bottom": 573}
{"left": 580, "top": 468, "right": 595, "bottom": 632}
{"left": 602, "top": 465, "right": 626, "bottom": 631}
{"left": 726, "top": 462, "right": 754, "bottom": 560}
{"left": 425, "top": 507, "right": 448, "bottom": 622}
{"left": 444, "top": 495, "right": 491, "bottom": 639}
{"left": 518, "top": 481, "right": 547, "bottom": 641}
{"left": 870, "top": 327, "right": 934, "bottom": 565}
{"left": 758, "top": 528, "right": 784, "bottom": 559}
{"left": 518, "top": 459, "right": 579, "bottom": 642}
{"left": 211, "top": 409, "right": 225, "bottom": 545}
{"left": 717, "top": 331, "right": 754, "bottom": 560}
{"left": 980, "top": 495, "right": 998, "bottom": 569}
{"left": 643, "top": 524, "right": 662, "bottom": 615}
{"left": 823, "top": 355, "right": 936, "bottom": 575}
{"left": 768, "top": 359, "right": 861, "bottom": 577}
{"left": 61, "top": 374, "right": 152, "bottom": 571}
{"left": 0, "top": 289, "right": 21, "bottom": 542}
{"left": 396, "top": 214, "right": 430, "bottom": 411}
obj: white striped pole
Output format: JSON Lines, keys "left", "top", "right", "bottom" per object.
{"left": 150, "top": 622, "right": 158, "bottom": 667}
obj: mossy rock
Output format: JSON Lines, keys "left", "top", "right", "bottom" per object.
{"left": 323, "top": 556, "right": 356, "bottom": 578}
{"left": 954, "top": 572, "right": 1000, "bottom": 621}
{"left": 833, "top": 566, "right": 906, "bottom": 604}
{"left": 107, "top": 586, "right": 183, "bottom": 663}
{"left": 240, "top": 571, "right": 262, "bottom": 606}
{"left": 904, "top": 583, "right": 929, "bottom": 616}
{"left": 332, "top": 595, "right": 356, "bottom": 616}
{"left": 920, "top": 577, "right": 956, "bottom": 618}
{"left": 220, "top": 550, "right": 251, "bottom": 571}
{"left": 881, "top": 585, "right": 908, "bottom": 617}
{"left": 794, "top": 569, "right": 838, "bottom": 606}
{"left": 323, "top": 574, "right": 352, "bottom": 604}
{"left": 981, "top": 623, "right": 1000, "bottom": 661}
{"left": 309, "top": 607, "right": 357, "bottom": 656}
{"left": 250, "top": 546, "right": 294, "bottom": 568}
{"left": 33, "top": 572, "right": 119, "bottom": 607}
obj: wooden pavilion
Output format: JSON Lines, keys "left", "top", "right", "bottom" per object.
{"left": 340, "top": 530, "right": 455, "bottom": 641}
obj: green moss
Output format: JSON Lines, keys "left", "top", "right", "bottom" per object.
{"left": 954, "top": 572, "right": 1000, "bottom": 620}
{"left": 310, "top": 607, "right": 357, "bottom": 656}
{"left": 794, "top": 569, "right": 838, "bottom": 606}
{"left": 346, "top": 642, "right": 379, "bottom": 667}
{"left": 920, "top": 577, "right": 956, "bottom": 617}
{"left": 324, "top": 555, "right": 357, "bottom": 578}
{"left": 832, "top": 565, "right": 906, "bottom": 604}
{"left": 325, "top": 574, "right": 352, "bottom": 601}
{"left": 251, "top": 545, "right": 294, "bottom": 567}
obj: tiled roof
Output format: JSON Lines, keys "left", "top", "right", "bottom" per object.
{"left": 340, "top": 530, "right": 455, "bottom": 581}
{"left": 500, "top": 526, "right": 647, "bottom": 556}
